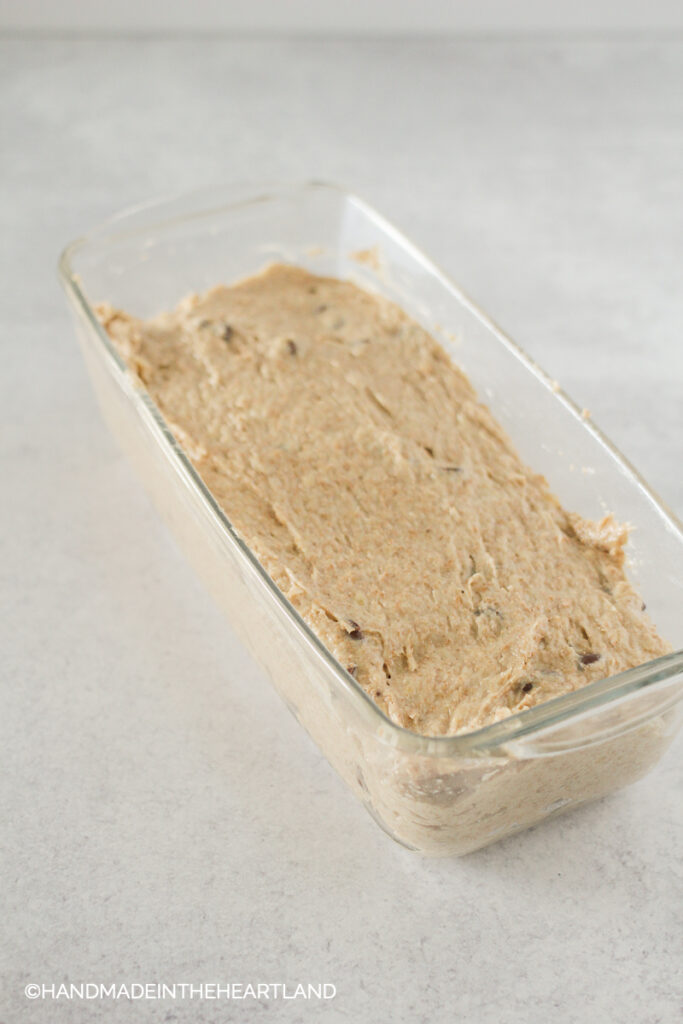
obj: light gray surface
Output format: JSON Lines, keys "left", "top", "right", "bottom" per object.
{"left": 4, "top": 0, "right": 683, "bottom": 34}
{"left": 1, "top": 36, "right": 682, "bottom": 1024}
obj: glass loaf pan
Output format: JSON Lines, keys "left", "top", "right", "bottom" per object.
{"left": 59, "top": 182, "right": 683, "bottom": 856}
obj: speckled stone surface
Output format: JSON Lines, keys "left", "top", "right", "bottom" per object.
{"left": 1, "top": 35, "right": 682, "bottom": 1024}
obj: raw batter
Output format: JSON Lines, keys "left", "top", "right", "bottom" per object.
{"left": 97, "top": 264, "right": 669, "bottom": 736}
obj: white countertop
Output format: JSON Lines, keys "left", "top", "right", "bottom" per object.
{"left": 2, "top": 35, "right": 682, "bottom": 1024}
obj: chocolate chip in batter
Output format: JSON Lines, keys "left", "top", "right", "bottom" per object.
{"left": 596, "top": 569, "right": 613, "bottom": 595}
{"left": 521, "top": 681, "right": 534, "bottom": 693}
{"left": 347, "top": 664, "right": 357, "bottom": 677}
{"left": 286, "top": 339, "right": 298, "bottom": 356}
{"left": 474, "top": 606, "right": 503, "bottom": 619}
{"left": 347, "top": 619, "right": 364, "bottom": 640}
{"left": 579, "top": 652, "right": 601, "bottom": 667}
{"left": 222, "top": 324, "right": 233, "bottom": 342}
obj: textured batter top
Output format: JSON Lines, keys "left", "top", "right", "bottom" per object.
{"left": 97, "top": 264, "right": 669, "bottom": 736}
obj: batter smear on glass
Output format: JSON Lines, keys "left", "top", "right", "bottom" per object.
{"left": 96, "top": 264, "right": 669, "bottom": 736}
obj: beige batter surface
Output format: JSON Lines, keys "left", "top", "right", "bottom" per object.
{"left": 97, "top": 264, "right": 669, "bottom": 736}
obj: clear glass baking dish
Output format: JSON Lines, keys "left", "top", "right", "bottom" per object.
{"left": 58, "top": 182, "right": 683, "bottom": 856}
